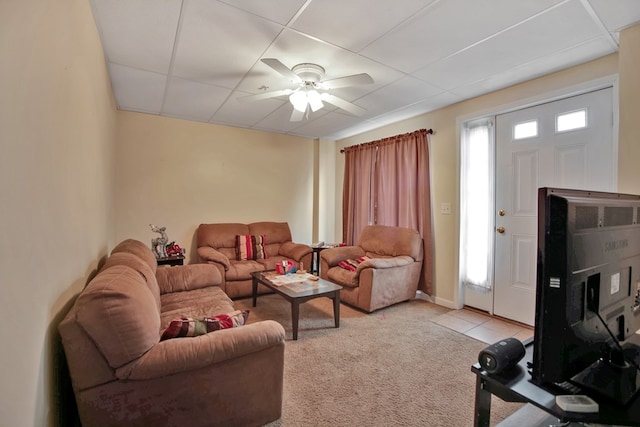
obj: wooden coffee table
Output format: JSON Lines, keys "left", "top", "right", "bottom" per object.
{"left": 251, "top": 271, "right": 342, "bottom": 340}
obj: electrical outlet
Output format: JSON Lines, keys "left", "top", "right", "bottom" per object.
{"left": 441, "top": 202, "right": 451, "bottom": 215}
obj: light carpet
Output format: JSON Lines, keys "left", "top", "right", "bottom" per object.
{"left": 234, "top": 295, "right": 523, "bottom": 426}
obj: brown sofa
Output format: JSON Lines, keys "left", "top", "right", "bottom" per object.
{"left": 197, "top": 222, "right": 313, "bottom": 299}
{"left": 59, "top": 239, "right": 285, "bottom": 427}
{"left": 320, "top": 225, "right": 423, "bottom": 312}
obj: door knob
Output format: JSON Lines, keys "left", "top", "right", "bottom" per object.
{"left": 498, "top": 209, "right": 506, "bottom": 216}
{"left": 496, "top": 226, "right": 506, "bottom": 234}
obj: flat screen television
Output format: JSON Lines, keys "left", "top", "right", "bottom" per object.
{"left": 532, "top": 187, "right": 640, "bottom": 406}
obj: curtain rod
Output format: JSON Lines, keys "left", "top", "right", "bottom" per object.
{"left": 340, "top": 128, "right": 433, "bottom": 154}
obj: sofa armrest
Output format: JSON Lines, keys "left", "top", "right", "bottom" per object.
{"left": 320, "top": 246, "right": 365, "bottom": 267}
{"left": 115, "top": 320, "right": 285, "bottom": 380}
{"left": 279, "top": 241, "right": 312, "bottom": 261}
{"left": 197, "top": 246, "right": 230, "bottom": 270}
{"left": 155, "top": 263, "right": 223, "bottom": 294}
{"left": 355, "top": 255, "right": 415, "bottom": 278}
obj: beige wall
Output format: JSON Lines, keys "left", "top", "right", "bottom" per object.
{"left": 0, "top": 0, "right": 116, "bottom": 425}
{"left": 115, "top": 112, "right": 315, "bottom": 259}
{"left": 618, "top": 24, "right": 640, "bottom": 194}
{"left": 336, "top": 53, "right": 620, "bottom": 308}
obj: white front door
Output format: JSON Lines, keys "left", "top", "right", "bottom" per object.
{"left": 493, "top": 88, "right": 614, "bottom": 325}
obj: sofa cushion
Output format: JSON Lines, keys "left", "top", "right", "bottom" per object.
{"left": 101, "top": 252, "right": 162, "bottom": 312}
{"left": 76, "top": 265, "right": 161, "bottom": 368}
{"left": 358, "top": 225, "right": 423, "bottom": 261}
{"left": 236, "top": 234, "right": 267, "bottom": 261}
{"left": 160, "top": 286, "right": 235, "bottom": 328}
{"left": 326, "top": 266, "right": 359, "bottom": 288}
{"left": 160, "top": 310, "right": 249, "bottom": 340}
{"left": 226, "top": 260, "right": 266, "bottom": 281}
{"left": 249, "top": 222, "right": 292, "bottom": 256}
{"left": 111, "top": 239, "right": 158, "bottom": 274}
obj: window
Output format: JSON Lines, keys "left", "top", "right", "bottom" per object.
{"left": 513, "top": 119, "right": 538, "bottom": 140}
{"left": 556, "top": 109, "right": 587, "bottom": 132}
{"left": 460, "top": 119, "right": 495, "bottom": 290}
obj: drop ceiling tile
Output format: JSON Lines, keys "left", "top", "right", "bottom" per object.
{"left": 252, "top": 103, "right": 318, "bottom": 135}
{"left": 162, "top": 78, "right": 231, "bottom": 122}
{"left": 372, "top": 91, "right": 464, "bottom": 125}
{"left": 356, "top": 76, "right": 445, "bottom": 116}
{"left": 326, "top": 119, "right": 388, "bottom": 140}
{"left": 289, "top": 110, "right": 364, "bottom": 139}
{"left": 451, "top": 37, "right": 615, "bottom": 100}
{"left": 213, "top": 95, "right": 286, "bottom": 127}
{"left": 217, "top": 0, "right": 308, "bottom": 25}
{"left": 360, "top": 0, "right": 566, "bottom": 73}
{"left": 172, "top": 0, "right": 283, "bottom": 88}
{"left": 414, "top": 0, "right": 605, "bottom": 90}
{"left": 587, "top": 0, "right": 640, "bottom": 32}
{"left": 290, "top": 0, "right": 434, "bottom": 52}
{"left": 91, "top": 0, "right": 181, "bottom": 73}
{"left": 109, "top": 63, "right": 167, "bottom": 113}
{"left": 90, "top": 0, "right": 640, "bottom": 140}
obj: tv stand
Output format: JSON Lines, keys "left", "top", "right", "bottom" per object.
{"left": 471, "top": 341, "right": 640, "bottom": 426}
{"left": 571, "top": 343, "right": 640, "bottom": 407}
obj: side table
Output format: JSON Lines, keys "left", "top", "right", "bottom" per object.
{"left": 310, "top": 246, "right": 330, "bottom": 275}
{"left": 157, "top": 255, "right": 185, "bottom": 267}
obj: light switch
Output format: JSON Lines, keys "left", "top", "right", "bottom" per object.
{"left": 441, "top": 202, "right": 451, "bottom": 215}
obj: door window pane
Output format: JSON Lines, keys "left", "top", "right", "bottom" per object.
{"left": 556, "top": 109, "right": 587, "bottom": 132}
{"left": 513, "top": 120, "right": 538, "bottom": 140}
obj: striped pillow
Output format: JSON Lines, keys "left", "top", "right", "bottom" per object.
{"left": 160, "top": 310, "right": 249, "bottom": 340}
{"left": 236, "top": 234, "right": 267, "bottom": 261}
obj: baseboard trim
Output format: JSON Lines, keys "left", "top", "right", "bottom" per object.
{"left": 415, "top": 291, "right": 457, "bottom": 309}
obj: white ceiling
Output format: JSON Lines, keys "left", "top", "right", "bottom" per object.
{"left": 90, "top": 0, "right": 640, "bottom": 140}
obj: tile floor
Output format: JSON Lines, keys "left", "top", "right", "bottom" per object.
{"left": 432, "top": 307, "right": 533, "bottom": 345}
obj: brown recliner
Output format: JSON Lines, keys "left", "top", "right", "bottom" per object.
{"left": 320, "top": 225, "right": 423, "bottom": 312}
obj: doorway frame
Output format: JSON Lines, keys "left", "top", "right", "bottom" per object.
{"left": 455, "top": 74, "right": 619, "bottom": 312}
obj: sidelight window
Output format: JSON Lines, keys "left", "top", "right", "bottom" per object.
{"left": 460, "top": 119, "right": 495, "bottom": 290}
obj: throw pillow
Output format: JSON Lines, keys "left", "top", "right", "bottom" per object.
{"left": 236, "top": 234, "right": 268, "bottom": 261}
{"left": 160, "top": 309, "right": 249, "bottom": 340}
{"left": 337, "top": 256, "right": 370, "bottom": 272}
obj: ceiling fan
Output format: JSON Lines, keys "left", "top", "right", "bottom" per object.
{"left": 239, "top": 58, "right": 374, "bottom": 121}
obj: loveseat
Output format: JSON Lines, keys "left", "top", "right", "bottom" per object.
{"left": 197, "top": 222, "right": 313, "bottom": 298}
{"left": 59, "top": 239, "right": 285, "bottom": 427}
{"left": 320, "top": 225, "right": 423, "bottom": 312}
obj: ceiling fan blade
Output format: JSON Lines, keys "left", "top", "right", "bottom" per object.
{"left": 290, "top": 106, "right": 305, "bottom": 122}
{"left": 238, "top": 89, "right": 293, "bottom": 103}
{"left": 321, "top": 73, "right": 373, "bottom": 89}
{"left": 261, "top": 58, "right": 302, "bottom": 83}
{"left": 320, "top": 93, "right": 366, "bottom": 116}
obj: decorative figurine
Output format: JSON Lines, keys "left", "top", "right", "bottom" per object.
{"left": 150, "top": 224, "right": 169, "bottom": 259}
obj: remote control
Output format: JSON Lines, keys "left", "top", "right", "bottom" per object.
{"left": 555, "top": 394, "right": 599, "bottom": 413}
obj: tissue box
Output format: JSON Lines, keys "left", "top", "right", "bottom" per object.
{"left": 276, "top": 260, "right": 297, "bottom": 275}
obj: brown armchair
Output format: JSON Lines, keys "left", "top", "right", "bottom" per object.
{"left": 320, "top": 225, "right": 423, "bottom": 312}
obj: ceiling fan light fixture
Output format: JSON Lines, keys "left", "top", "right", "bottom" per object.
{"left": 289, "top": 91, "right": 307, "bottom": 112}
{"left": 307, "top": 90, "right": 323, "bottom": 112}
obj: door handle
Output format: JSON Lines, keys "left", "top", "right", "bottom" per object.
{"left": 496, "top": 226, "right": 506, "bottom": 234}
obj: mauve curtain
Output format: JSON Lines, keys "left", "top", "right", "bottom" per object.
{"left": 342, "top": 129, "right": 432, "bottom": 294}
{"left": 342, "top": 143, "right": 376, "bottom": 246}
